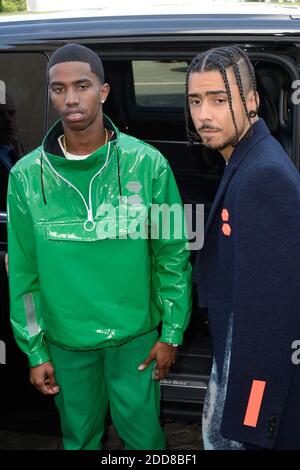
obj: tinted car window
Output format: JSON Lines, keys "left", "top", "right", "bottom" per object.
{"left": 0, "top": 53, "right": 47, "bottom": 153}
{"left": 132, "top": 60, "right": 186, "bottom": 108}
{"left": 0, "top": 53, "right": 47, "bottom": 211}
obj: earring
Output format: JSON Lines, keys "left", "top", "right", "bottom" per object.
{"left": 101, "top": 100, "right": 105, "bottom": 104}
{"left": 248, "top": 110, "right": 257, "bottom": 118}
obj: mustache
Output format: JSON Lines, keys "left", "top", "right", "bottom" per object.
{"left": 198, "top": 125, "right": 222, "bottom": 132}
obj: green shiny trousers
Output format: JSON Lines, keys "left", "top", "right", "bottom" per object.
{"left": 47, "top": 330, "right": 166, "bottom": 450}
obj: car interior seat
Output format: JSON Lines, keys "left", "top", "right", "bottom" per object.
{"left": 255, "top": 61, "right": 293, "bottom": 158}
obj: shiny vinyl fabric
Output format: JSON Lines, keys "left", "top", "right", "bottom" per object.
{"left": 8, "top": 116, "right": 192, "bottom": 367}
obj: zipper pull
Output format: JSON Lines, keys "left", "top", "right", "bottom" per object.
{"left": 84, "top": 209, "right": 96, "bottom": 232}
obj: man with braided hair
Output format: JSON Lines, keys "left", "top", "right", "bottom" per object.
{"left": 186, "top": 45, "right": 300, "bottom": 449}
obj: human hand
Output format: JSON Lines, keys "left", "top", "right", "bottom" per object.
{"left": 138, "top": 341, "right": 177, "bottom": 380}
{"left": 29, "top": 361, "right": 60, "bottom": 395}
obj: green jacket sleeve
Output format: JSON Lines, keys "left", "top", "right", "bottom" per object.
{"left": 7, "top": 168, "right": 50, "bottom": 367}
{"left": 150, "top": 155, "right": 192, "bottom": 345}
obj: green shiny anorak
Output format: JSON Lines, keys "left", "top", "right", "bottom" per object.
{"left": 8, "top": 117, "right": 192, "bottom": 367}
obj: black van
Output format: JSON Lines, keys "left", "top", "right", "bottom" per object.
{"left": 0, "top": 7, "right": 300, "bottom": 433}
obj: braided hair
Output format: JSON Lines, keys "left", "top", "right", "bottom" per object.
{"left": 185, "top": 45, "right": 258, "bottom": 145}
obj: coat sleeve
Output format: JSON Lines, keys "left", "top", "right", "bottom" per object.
{"left": 150, "top": 155, "right": 192, "bottom": 345}
{"left": 220, "top": 163, "right": 300, "bottom": 449}
{"left": 7, "top": 168, "right": 50, "bottom": 367}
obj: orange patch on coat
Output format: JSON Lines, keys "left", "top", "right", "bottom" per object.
{"left": 222, "top": 223, "right": 231, "bottom": 236}
{"left": 221, "top": 209, "right": 229, "bottom": 222}
{"left": 243, "top": 380, "right": 266, "bottom": 427}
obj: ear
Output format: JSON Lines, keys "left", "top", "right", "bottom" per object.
{"left": 100, "top": 83, "right": 110, "bottom": 105}
{"left": 247, "top": 89, "right": 260, "bottom": 115}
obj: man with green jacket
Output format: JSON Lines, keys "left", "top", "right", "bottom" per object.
{"left": 7, "top": 44, "right": 192, "bottom": 450}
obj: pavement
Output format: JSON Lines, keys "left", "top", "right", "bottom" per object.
{"left": 0, "top": 421, "right": 203, "bottom": 450}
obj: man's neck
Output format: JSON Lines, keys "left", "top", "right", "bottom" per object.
{"left": 62, "top": 117, "right": 106, "bottom": 156}
{"left": 221, "top": 116, "right": 259, "bottom": 163}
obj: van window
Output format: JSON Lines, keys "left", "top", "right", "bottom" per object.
{"left": 0, "top": 53, "right": 47, "bottom": 155}
{"left": 132, "top": 60, "right": 186, "bottom": 108}
{"left": 0, "top": 52, "right": 47, "bottom": 211}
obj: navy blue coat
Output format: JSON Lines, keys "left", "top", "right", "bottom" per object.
{"left": 197, "top": 118, "right": 300, "bottom": 449}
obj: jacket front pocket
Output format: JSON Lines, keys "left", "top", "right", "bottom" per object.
{"left": 46, "top": 216, "right": 144, "bottom": 242}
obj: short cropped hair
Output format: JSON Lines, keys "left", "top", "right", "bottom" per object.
{"left": 47, "top": 44, "right": 105, "bottom": 84}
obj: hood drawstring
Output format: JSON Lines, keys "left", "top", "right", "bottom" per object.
{"left": 40, "top": 142, "right": 123, "bottom": 231}
{"left": 40, "top": 152, "right": 47, "bottom": 205}
{"left": 116, "top": 144, "right": 122, "bottom": 198}
{"left": 41, "top": 142, "right": 122, "bottom": 206}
